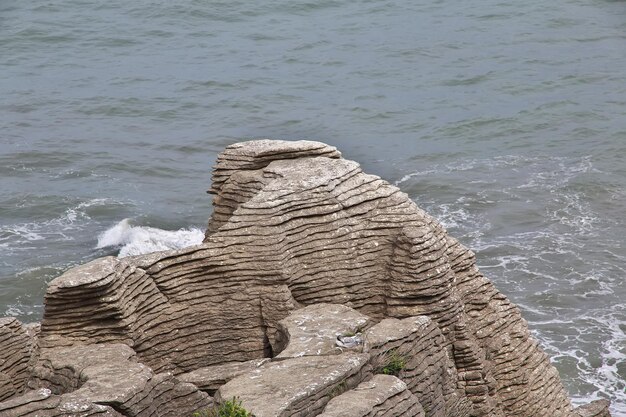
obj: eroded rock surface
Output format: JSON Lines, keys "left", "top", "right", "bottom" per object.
{"left": 0, "top": 139, "right": 611, "bottom": 416}
{"left": 0, "top": 318, "right": 37, "bottom": 402}
{"left": 275, "top": 303, "right": 372, "bottom": 358}
{"left": 178, "top": 358, "right": 270, "bottom": 395}
{"left": 318, "top": 375, "right": 425, "bottom": 417}
{"left": 575, "top": 400, "right": 612, "bottom": 417}
{"left": 364, "top": 316, "right": 473, "bottom": 416}
{"left": 14, "top": 343, "right": 212, "bottom": 416}
{"left": 216, "top": 354, "right": 371, "bottom": 417}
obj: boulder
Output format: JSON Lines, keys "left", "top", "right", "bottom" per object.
{"left": 0, "top": 387, "right": 123, "bottom": 416}
{"left": 25, "top": 343, "right": 211, "bottom": 416}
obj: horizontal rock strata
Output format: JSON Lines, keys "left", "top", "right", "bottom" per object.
{"left": 0, "top": 388, "right": 124, "bottom": 417}
{"left": 0, "top": 318, "right": 37, "bottom": 402}
{"left": 318, "top": 375, "right": 425, "bottom": 417}
{"left": 24, "top": 343, "right": 211, "bottom": 416}
{"left": 364, "top": 316, "right": 473, "bottom": 416}
{"left": 207, "top": 139, "right": 342, "bottom": 236}
{"left": 0, "top": 139, "right": 611, "bottom": 417}
{"left": 178, "top": 358, "right": 270, "bottom": 395}
{"left": 216, "top": 354, "right": 372, "bottom": 417}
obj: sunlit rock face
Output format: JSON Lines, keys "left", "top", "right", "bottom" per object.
{"left": 0, "top": 140, "right": 610, "bottom": 417}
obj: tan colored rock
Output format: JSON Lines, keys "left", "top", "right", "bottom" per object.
{"left": 0, "top": 387, "right": 123, "bottom": 416}
{"left": 364, "top": 316, "right": 474, "bottom": 417}
{"left": 41, "top": 255, "right": 298, "bottom": 374}
{"left": 178, "top": 358, "right": 270, "bottom": 395}
{"left": 319, "top": 374, "right": 425, "bottom": 417}
{"left": 275, "top": 303, "right": 372, "bottom": 358}
{"left": 0, "top": 318, "right": 37, "bottom": 402}
{"left": 23, "top": 343, "right": 211, "bottom": 417}
{"left": 216, "top": 354, "right": 371, "bottom": 417}
{"left": 207, "top": 139, "right": 342, "bottom": 235}
{"left": 0, "top": 139, "right": 609, "bottom": 416}
{"left": 575, "top": 399, "right": 612, "bottom": 417}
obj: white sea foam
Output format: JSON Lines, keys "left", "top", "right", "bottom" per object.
{"left": 96, "top": 219, "right": 204, "bottom": 258}
{"left": 0, "top": 199, "right": 121, "bottom": 258}
{"left": 395, "top": 154, "right": 625, "bottom": 413}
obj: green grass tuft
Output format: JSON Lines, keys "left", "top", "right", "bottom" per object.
{"left": 192, "top": 397, "right": 252, "bottom": 417}
{"left": 380, "top": 349, "right": 407, "bottom": 377}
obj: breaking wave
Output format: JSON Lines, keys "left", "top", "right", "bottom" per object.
{"left": 96, "top": 219, "right": 204, "bottom": 258}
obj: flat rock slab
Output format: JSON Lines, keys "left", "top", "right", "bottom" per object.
{"left": 364, "top": 316, "right": 432, "bottom": 349}
{"left": 276, "top": 303, "right": 372, "bottom": 358}
{"left": 216, "top": 354, "right": 371, "bottom": 417}
{"left": 27, "top": 343, "right": 211, "bottom": 417}
{"left": 178, "top": 358, "right": 270, "bottom": 394}
{"left": 0, "top": 387, "right": 124, "bottom": 416}
{"left": 319, "top": 374, "right": 425, "bottom": 417}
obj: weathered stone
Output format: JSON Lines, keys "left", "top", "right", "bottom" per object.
{"left": 24, "top": 343, "right": 211, "bottom": 417}
{"left": 319, "top": 374, "right": 425, "bottom": 417}
{"left": 365, "top": 316, "right": 474, "bottom": 417}
{"left": 178, "top": 358, "right": 270, "bottom": 395}
{"left": 207, "top": 139, "right": 342, "bottom": 235}
{"left": 216, "top": 354, "right": 371, "bottom": 417}
{"left": 575, "top": 399, "right": 612, "bottom": 417}
{"left": 41, "top": 255, "right": 299, "bottom": 374}
{"left": 0, "top": 318, "right": 37, "bottom": 402}
{"left": 0, "top": 139, "right": 610, "bottom": 416}
{"left": 275, "top": 303, "right": 373, "bottom": 358}
{"left": 0, "top": 387, "right": 123, "bottom": 416}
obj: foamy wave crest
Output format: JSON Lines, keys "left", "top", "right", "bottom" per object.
{"left": 96, "top": 219, "right": 204, "bottom": 258}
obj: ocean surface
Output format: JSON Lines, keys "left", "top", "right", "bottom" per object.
{"left": 1, "top": 0, "right": 625, "bottom": 413}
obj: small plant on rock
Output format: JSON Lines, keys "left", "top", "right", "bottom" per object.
{"left": 191, "top": 397, "right": 252, "bottom": 417}
{"left": 379, "top": 349, "right": 407, "bottom": 377}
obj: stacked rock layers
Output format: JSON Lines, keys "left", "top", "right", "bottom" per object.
{"left": 0, "top": 140, "right": 611, "bottom": 417}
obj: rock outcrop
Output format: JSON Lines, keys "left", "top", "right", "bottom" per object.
{"left": 0, "top": 318, "right": 38, "bottom": 402}
{"left": 318, "top": 375, "right": 425, "bottom": 417}
{"left": 0, "top": 140, "right": 612, "bottom": 417}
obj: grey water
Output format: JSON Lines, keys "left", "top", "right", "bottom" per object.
{"left": 1, "top": 0, "right": 625, "bottom": 413}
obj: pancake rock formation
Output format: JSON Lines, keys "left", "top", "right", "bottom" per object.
{"left": 0, "top": 140, "right": 611, "bottom": 417}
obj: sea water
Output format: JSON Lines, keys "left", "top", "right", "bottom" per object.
{"left": 1, "top": 0, "right": 625, "bottom": 413}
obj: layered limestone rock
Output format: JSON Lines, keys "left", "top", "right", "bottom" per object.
{"left": 1, "top": 342, "right": 211, "bottom": 416}
{"left": 318, "top": 375, "right": 425, "bottom": 417}
{"left": 274, "top": 303, "right": 373, "bottom": 358}
{"left": 0, "top": 318, "right": 37, "bottom": 402}
{"left": 178, "top": 358, "right": 270, "bottom": 395}
{"left": 216, "top": 354, "right": 372, "bottom": 417}
{"left": 364, "top": 317, "right": 473, "bottom": 416}
{"left": 0, "top": 139, "right": 612, "bottom": 417}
